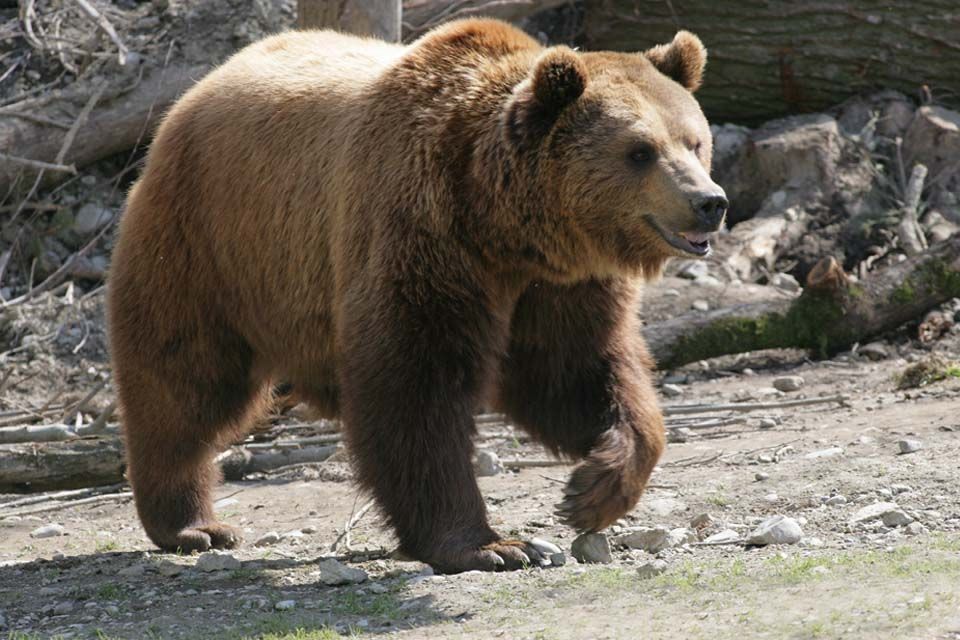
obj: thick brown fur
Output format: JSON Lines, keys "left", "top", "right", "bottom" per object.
{"left": 108, "top": 18, "right": 723, "bottom": 572}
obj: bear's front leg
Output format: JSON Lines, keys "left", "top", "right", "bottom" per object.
{"left": 337, "top": 270, "right": 552, "bottom": 573}
{"left": 497, "top": 277, "right": 666, "bottom": 532}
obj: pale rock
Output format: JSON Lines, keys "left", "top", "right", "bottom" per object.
{"left": 196, "top": 550, "right": 241, "bottom": 572}
{"left": 318, "top": 558, "right": 368, "bottom": 585}
{"left": 703, "top": 529, "right": 740, "bottom": 544}
{"left": 636, "top": 559, "right": 669, "bottom": 579}
{"left": 571, "top": 533, "right": 612, "bottom": 564}
{"left": 881, "top": 509, "right": 914, "bottom": 528}
{"left": 770, "top": 273, "right": 800, "bottom": 292}
{"left": 274, "top": 600, "right": 296, "bottom": 611}
{"left": 117, "top": 564, "right": 146, "bottom": 578}
{"left": 773, "top": 376, "right": 804, "bottom": 392}
{"left": 661, "top": 383, "right": 684, "bottom": 398}
{"left": 745, "top": 515, "right": 803, "bottom": 546}
{"left": 30, "top": 524, "right": 66, "bottom": 539}
{"left": 474, "top": 450, "right": 503, "bottom": 477}
{"left": 644, "top": 497, "right": 687, "bottom": 517}
{"left": 898, "top": 439, "right": 922, "bottom": 454}
{"left": 158, "top": 560, "right": 185, "bottom": 577}
{"left": 254, "top": 531, "right": 281, "bottom": 547}
{"left": 858, "top": 342, "right": 888, "bottom": 361}
{"left": 692, "top": 299, "right": 710, "bottom": 312}
{"left": 825, "top": 495, "right": 848, "bottom": 506}
{"left": 850, "top": 502, "right": 902, "bottom": 525}
{"left": 74, "top": 203, "right": 112, "bottom": 235}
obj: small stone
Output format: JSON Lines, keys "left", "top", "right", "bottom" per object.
{"left": 571, "top": 533, "right": 612, "bottom": 564}
{"left": 850, "top": 502, "right": 902, "bottom": 525}
{"left": 678, "top": 261, "right": 709, "bottom": 280}
{"left": 318, "top": 558, "right": 368, "bottom": 586}
{"left": 158, "top": 560, "right": 185, "bottom": 577}
{"left": 549, "top": 552, "right": 566, "bottom": 567}
{"left": 758, "top": 418, "right": 777, "bottom": 429}
{"left": 274, "top": 600, "right": 296, "bottom": 611}
{"left": 770, "top": 273, "right": 801, "bottom": 292}
{"left": 755, "top": 472, "right": 770, "bottom": 481}
{"left": 255, "top": 531, "right": 281, "bottom": 547}
{"left": 745, "top": 515, "right": 803, "bottom": 546}
{"left": 773, "top": 376, "right": 804, "bottom": 392}
{"left": 661, "top": 383, "right": 684, "bottom": 398}
{"left": 668, "top": 427, "right": 694, "bottom": 443}
{"left": 692, "top": 299, "right": 710, "bottom": 312}
{"left": 74, "top": 203, "right": 112, "bottom": 235}
{"left": 825, "top": 495, "right": 848, "bottom": 506}
{"left": 859, "top": 342, "right": 888, "bottom": 361}
{"left": 301, "top": 526, "right": 318, "bottom": 534}
{"left": 474, "top": 450, "right": 503, "bottom": 477}
{"left": 367, "top": 583, "right": 388, "bottom": 594}
{"left": 881, "top": 509, "right": 914, "bottom": 528}
{"left": 898, "top": 439, "right": 922, "bottom": 454}
{"left": 644, "top": 497, "right": 687, "bottom": 517}
{"left": 890, "top": 484, "right": 913, "bottom": 495}
{"left": 196, "top": 550, "right": 241, "bottom": 572}
{"left": 30, "top": 524, "right": 66, "bottom": 539}
{"left": 213, "top": 497, "right": 239, "bottom": 511}
{"left": 703, "top": 529, "right": 740, "bottom": 544}
{"left": 53, "top": 601, "right": 75, "bottom": 615}
{"left": 690, "top": 513, "right": 714, "bottom": 529}
{"left": 636, "top": 559, "right": 668, "bottom": 579}
{"left": 904, "top": 522, "right": 928, "bottom": 536}
{"left": 805, "top": 447, "right": 844, "bottom": 459}
{"left": 117, "top": 564, "right": 146, "bottom": 578}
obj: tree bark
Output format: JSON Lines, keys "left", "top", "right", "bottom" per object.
{"left": 298, "top": 0, "right": 402, "bottom": 41}
{"left": 584, "top": 0, "right": 960, "bottom": 124}
{"left": 0, "top": 437, "right": 124, "bottom": 492}
{"left": 644, "top": 233, "right": 960, "bottom": 369}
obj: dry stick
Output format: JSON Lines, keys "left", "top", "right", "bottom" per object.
{"left": 0, "top": 153, "right": 76, "bottom": 174}
{"left": 70, "top": 0, "right": 129, "bottom": 64}
{"left": 18, "top": 0, "right": 44, "bottom": 51}
{"left": 61, "top": 379, "right": 108, "bottom": 422}
{"left": 83, "top": 400, "right": 115, "bottom": 435}
{"left": 662, "top": 395, "right": 848, "bottom": 416}
{"left": 5, "top": 491, "right": 133, "bottom": 518}
{"left": 56, "top": 80, "right": 107, "bottom": 166}
{"left": 0, "top": 483, "right": 125, "bottom": 510}
{"left": 330, "top": 498, "right": 376, "bottom": 553}
{"left": 0, "top": 423, "right": 75, "bottom": 444}
{"left": 897, "top": 163, "right": 929, "bottom": 257}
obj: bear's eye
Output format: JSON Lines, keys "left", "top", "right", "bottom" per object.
{"left": 628, "top": 145, "right": 657, "bottom": 167}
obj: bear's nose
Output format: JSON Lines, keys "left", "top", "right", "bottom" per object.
{"left": 692, "top": 192, "right": 728, "bottom": 230}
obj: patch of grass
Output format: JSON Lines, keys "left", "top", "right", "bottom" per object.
{"left": 95, "top": 540, "right": 119, "bottom": 553}
{"left": 96, "top": 583, "right": 125, "bottom": 600}
{"left": 705, "top": 493, "right": 731, "bottom": 508}
{"left": 897, "top": 354, "right": 960, "bottom": 389}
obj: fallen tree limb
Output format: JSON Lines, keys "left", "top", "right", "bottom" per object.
{"left": 0, "top": 437, "right": 124, "bottom": 492}
{"left": 645, "top": 233, "right": 960, "bottom": 369}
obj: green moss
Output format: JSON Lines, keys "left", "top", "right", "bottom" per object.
{"left": 891, "top": 281, "right": 915, "bottom": 306}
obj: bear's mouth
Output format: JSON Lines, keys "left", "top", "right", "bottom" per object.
{"left": 644, "top": 216, "right": 713, "bottom": 257}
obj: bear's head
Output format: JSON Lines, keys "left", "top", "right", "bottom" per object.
{"left": 504, "top": 32, "right": 726, "bottom": 278}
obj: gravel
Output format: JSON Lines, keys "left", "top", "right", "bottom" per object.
{"left": 571, "top": 533, "right": 613, "bottom": 564}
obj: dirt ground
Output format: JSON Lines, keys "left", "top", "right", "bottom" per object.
{"left": 1, "top": 280, "right": 959, "bottom": 640}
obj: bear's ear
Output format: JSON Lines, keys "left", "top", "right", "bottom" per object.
{"left": 642, "top": 31, "right": 706, "bottom": 91}
{"left": 505, "top": 47, "right": 587, "bottom": 148}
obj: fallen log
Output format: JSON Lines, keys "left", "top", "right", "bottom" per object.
{"left": 645, "top": 233, "right": 960, "bottom": 369}
{"left": 585, "top": 0, "right": 960, "bottom": 123}
{"left": 0, "top": 437, "right": 124, "bottom": 492}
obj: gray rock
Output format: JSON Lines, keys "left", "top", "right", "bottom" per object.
{"left": 117, "top": 564, "right": 146, "bottom": 578}
{"left": 196, "top": 550, "right": 241, "bottom": 572}
{"left": 755, "top": 472, "right": 770, "bottom": 481}
{"left": 904, "top": 522, "right": 928, "bottom": 536}
{"left": 614, "top": 527, "right": 669, "bottom": 553}
{"left": 158, "top": 560, "right": 185, "bottom": 577}
{"left": 661, "top": 383, "right": 684, "bottom": 398}
{"left": 636, "top": 559, "right": 668, "bottom": 579}
{"left": 825, "top": 495, "right": 848, "bottom": 506}
{"left": 903, "top": 106, "right": 960, "bottom": 213}
{"left": 858, "top": 342, "right": 888, "bottom": 361}
{"left": 850, "top": 502, "right": 902, "bottom": 525}
{"left": 73, "top": 203, "right": 112, "bottom": 235}
{"left": 881, "top": 509, "right": 914, "bottom": 528}
{"left": 805, "top": 446, "right": 844, "bottom": 459}
{"left": 745, "top": 515, "right": 803, "bottom": 546}
{"left": 318, "top": 558, "right": 368, "bottom": 586}
{"left": 898, "top": 439, "right": 922, "bottom": 454}
{"left": 692, "top": 299, "right": 710, "bottom": 312}
{"left": 30, "top": 524, "right": 66, "bottom": 539}
{"left": 770, "top": 273, "right": 801, "bottom": 292}
{"left": 758, "top": 418, "right": 777, "bottom": 429}
{"left": 667, "top": 427, "right": 694, "bottom": 443}
{"left": 549, "top": 552, "right": 566, "bottom": 567}
{"left": 474, "top": 450, "right": 503, "bottom": 477}
{"left": 255, "top": 531, "right": 281, "bottom": 547}
{"left": 890, "top": 484, "right": 913, "bottom": 496}
{"left": 571, "top": 533, "right": 612, "bottom": 564}
{"left": 274, "top": 600, "right": 296, "bottom": 611}
{"left": 772, "top": 376, "right": 804, "bottom": 392}
{"left": 703, "top": 529, "right": 740, "bottom": 545}
{"left": 53, "top": 601, "right": 75, "bottom": 615}
{"left": 690, "top": 513, "right": 714, "bottom": 529}
{"left": 677, "top": 261, "right": 709, "bottom": 280}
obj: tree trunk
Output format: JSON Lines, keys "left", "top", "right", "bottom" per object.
{"left": 0, "top": 437, "right": 124, "bottom": 492}
{"left": 298, "top": 0, "right": 402, "bottom": 41}
{"left": 584, "top": 0, "right": 960, "bottom": 124}
{"left": 644, "top": 233, "right": 960, "bottom": 369}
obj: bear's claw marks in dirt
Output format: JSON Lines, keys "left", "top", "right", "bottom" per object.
{"left": 161, "top": 523, "right": 243, "bottom": 553}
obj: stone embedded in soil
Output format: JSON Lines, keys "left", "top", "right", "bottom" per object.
{"left": 616, "top": 527, "right": 696, "bottom": 553}
{"left": 825, "top": 495, "right": 848, "bottom": 506}
{"left": 898, "top": 439, "right": 923, "bottom": 454}
{"left": 859, "top": 342, "right": 889, "bottom": 360}
{"left": 703, "top": 529, "right": 740, "bottom": 544}
{"left": 474, "top": 450, "right": 503, "bottom": 477}
{"left": 755, "top": 472, "right": 770, "bottom": 481}
{"left": 319, "top": 558, "right": 368, "bottom": 586}
{"left": 254, "top": 531, "right": 281, "bottom": 547}
{"left": 274, "top": 600, "right": 296, "bottom": 611}
{"left": 196, "top": 550, "right": 242, "bottom": 572}
{"left": 668, "top": 427, "right": 695, "bottom": 443}
{"left": 850, "top": 502, "right": 903, "bottom": 525}
{"left": 636, "top": 559, "right": 669, "bottom": 579}
{"left": 571, "top": 533, "right": 613, "bottom": 564}
{"left": 745, "top": 515, "right": 803, "bottom": 546}
{"left": 905, "top": 522, "right": 928, "bottom": 536}
{"left": 158, "top": 560, "right": 185, "bottom": 577}
{"left": 30, "top": 524, "right": 66, "bottom": 539}
{"left": 773, "top": 376, "right": 804, "bottom": 392}
{"left": 690, "top": 513, "right": 714, "bottom": 529}
{"left": 53, "top": 601, "right": 75, "bottom": 615}
{"left": 890, "top": 484, "right": 913, "bottom": 495}
{"left": 805, "top": 446, "right": 844, "bottom": 459}
{"left": 758, "top": 418, "right": 777, "bottom": 429}
{"left": 692, "top": 299, "right": 710, "bottom": 312}
{"left": 881, "top": 509, "right": 915, "bottom": 528}
{"left": 661, "top": 383, "right": 684, "bottom": 397}
{"left": 117, "top": 564, "right": 146, "bottom": 578}
{"left": 770, "top": 272, "right": 800, "bottom": 292}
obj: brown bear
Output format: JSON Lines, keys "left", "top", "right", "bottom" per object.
{"left": 107, "top": 18, "right": 727, "bottom": 574}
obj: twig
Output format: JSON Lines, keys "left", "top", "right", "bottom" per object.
{"left": 0, "top": 483, "right": 125, "bottom": 510}
{"left": 69, "top": 0, "right": 129, "bottom": 64}
{"left": 5, "top": 491, "right": 133, "bottom": 518}
{"left": 56, "top": 80, "right": 107, "bottom": 165}
{"left": 0, "top": 153, "right": 76, "bottom": 174}
{"left": 329, "top": 498, "right": 376, "bottom": 553}
{"left": 82, "top": 400, "right": 115, "bottom": 435}
{"left": 0, "top": 111, "right": 72, "bottom": 129}
{"left": 663, "top": 395, "right": 848, "bottom": 416}
{"left": 61, "top": 379, "right": 107, "bottom": 422}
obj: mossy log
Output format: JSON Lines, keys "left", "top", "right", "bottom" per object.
{"left": 584, "top": 0, "right": 960, "bottom": 124}
{"left": 645, "top": 233, "right": 960, "bottom": 369}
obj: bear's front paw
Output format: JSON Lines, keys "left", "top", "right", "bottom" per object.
{"left": 428, "top": 538, "right": 561, "bottom": 574}
{"left": 156, "top": 523, "right": 243, "bottom": 553}
{"left": 556, "top": 459, "right": 644, "bottom": 533}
